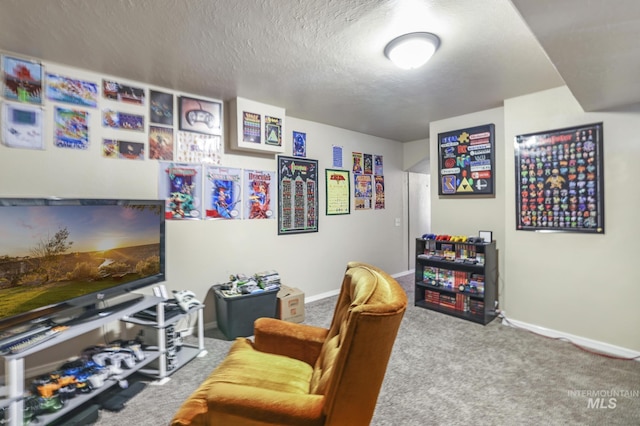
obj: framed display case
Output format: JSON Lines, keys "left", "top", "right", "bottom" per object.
{"left": 229, "top": 97, "right": 285, "bottom": 154}
{"left": 178, "top": 96, "right": 222, "bottom": 136}
{"left": 514, "top": 122, "right": 604, "bottom": 234}
{"left": 438, "top": 123, "right": 495, "bottom": 196}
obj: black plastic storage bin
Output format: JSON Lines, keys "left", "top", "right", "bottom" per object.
{"left": 213, "top": 286, "right": 278, "bottom": 339}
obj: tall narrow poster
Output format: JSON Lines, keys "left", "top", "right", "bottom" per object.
{"left": 204, "top": 166, "right": 242, "bottom": 219}
{"left": 278, "top": 156, "right": 318, "bottom": 234}
{"left": 354, "top": 174, "right": 372, "bottom": 210}
{"left": 54, "top": 107, "right": 89, "bottom": 149}
{"left": 159, "top": 162, "right": 202, "bottom": 220}
{"left": 243, "top": 111, "right": 261, "bottom": 143}
{"left": 245, "top": 169, "right": 275, "bottom": 219}
{"left": 352, "top": 152, "right": 363, "bottom": 174}
{"left": 438, "top": 124, "right": 495, "bottom": 196}
{"left": 265, "top": 115, "right": 282, "bottom": 146}
{"left": 374, "top": 175, "right": 385, "bottom": 209}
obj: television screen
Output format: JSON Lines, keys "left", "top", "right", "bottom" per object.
{"left": 0, "top": 198, "right": 165, "bottom": 331}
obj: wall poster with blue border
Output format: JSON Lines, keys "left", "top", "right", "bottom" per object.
{"left": 514, "top": 122, "right": 604, "bottom": 234}
{"left": 438, "top": 124, "right": 495, "bottom": 196}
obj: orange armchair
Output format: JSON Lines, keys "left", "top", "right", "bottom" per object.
{"left": 171, "top": 262, "right": 408, "bottom": 426}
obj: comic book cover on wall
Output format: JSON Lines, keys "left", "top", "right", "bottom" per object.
{"left": 245, "top": 169, "right": 275, "bottom": 220}
{"left": 158, "top": 162, "right": 202, "bottom": 220}
{"left": 278, "top": 156, "right": 318, "bottom": 234}
{"left": 354, "top": 174, "right": 372, "bottom": 210}
{"left": 438, "top": 124, "right": 495, "bottom": 196}
{"left": 204, "top": 166, "right": 242, "bottom": 219}
{"left": 514, "top": 122, "right": 604, "bottom": 233}
{"left": 2, "top": 55, "right": 43, "bottom": 104}
{"left": 374, "top": 175, "right": 385, "bottom": 209}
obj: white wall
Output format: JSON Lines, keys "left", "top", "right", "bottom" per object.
{"left": 0, "top": 54, "right": 408, "bottom": 336}
{"left": 403, "top": 138, "right": 429, "bottom": 172}
{"left": 430, "top": 87, "right": 640, "bottom": 353}
{"left": 503, "top": 86, "right": 640, "bottom": 353}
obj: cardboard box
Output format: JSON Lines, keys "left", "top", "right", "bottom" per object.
{"left": 277, "top": 285, "right": 305, "bottom": 323}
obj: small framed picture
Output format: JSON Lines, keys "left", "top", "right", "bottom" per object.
{"left": 479, "top": 231, "right": 492, "bottom": 243}
{"left": 1, "top": 102, "right": 44, "bottom": 149}
{"left": 178, "top": 96, "right": 222, "bottom": 136}
{"left": 2, "top": 56, "right": 43, "bottom": 104}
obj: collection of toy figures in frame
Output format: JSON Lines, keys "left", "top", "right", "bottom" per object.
{"left": 277, "top": 156, "right": 319, "bottom": 234}
{"left": 514, "top": 122, "right": 604, "bottom": 234}
{"left": 438, "top": 123, "right": 495, "bottom": 196}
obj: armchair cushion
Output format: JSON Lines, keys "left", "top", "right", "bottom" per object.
{"left": 211, "top": 338, "right": 313, "bottom": 394}
{"left": 171, "top": 338, "right": 325, "bottom": 426}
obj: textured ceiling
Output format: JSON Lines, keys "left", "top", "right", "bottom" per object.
{"left": 0, "top": 0, "right": 636, "bottom": 142}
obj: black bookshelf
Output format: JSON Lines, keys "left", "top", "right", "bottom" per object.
{"left": 414, "top": 238, "right": 497, "bottom": 325}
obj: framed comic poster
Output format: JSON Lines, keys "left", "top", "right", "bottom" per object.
{"left": 2, "top": 55, "right": 43, "bottom": 104}
{"left": 149, "top": 90, "right": 174, "bottom": 125}
{"left": 245, "top": 169, "right": 275, "bottom": 220}
{"left": 178, "top": 96, "right": 222, "bottom": 136}
{"left": 278, "top": 156, "right": 318, "bottom": 234}
{"left": 204, "top": 166, "right": 242, "bottom": 220}
{"left": 102, "top": 80, "right": 145, "bottom": 105}
{"left": 354, "top": 174, "right": 372, "bottom": 210}
{"left": 438, "top": 123, "right": 495, "bottom": 196}
{"left": 514, "top": 122, "right": 604, "bottom": 234}
{"left": 325, "top": 169, "right": 350, "bottom": 215}
{"left": 46, "top": 73, "right": 98, "bottom": 108}
{"left": 158, "top": 162, "right": 202, "bottom": 220}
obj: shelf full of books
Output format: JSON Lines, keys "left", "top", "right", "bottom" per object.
{"left": 415, "top": 237, "right": 497, "bottom": 325}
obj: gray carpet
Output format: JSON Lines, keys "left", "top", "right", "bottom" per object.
{"left": 92, "top": 274, "right": 640, "bottom": 425}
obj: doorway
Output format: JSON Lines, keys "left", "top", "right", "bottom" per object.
{"left": 407, "top": 171, "right": 430, "bottom": 270}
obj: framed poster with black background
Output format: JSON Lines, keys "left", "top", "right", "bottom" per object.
{"left": 277, "top": 156, "right": 318, "bottom": 234}
{"left": 514, "top": 122, "right": 604, "bottom": 234}
{"left": 438, "top": 124, "right": 495, "bottom": 196}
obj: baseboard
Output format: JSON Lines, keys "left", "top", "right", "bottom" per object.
{"left": 392, "top": 269, "right": 413, "bottom": 278}
{"left": 502, "top": 315, "right": 640, "bottom": 361}
{"left": 305, "top": 289, "right": 339, "bottom": 303}
{"left": 303, "top": 270, "right": 412, "bottom": 303}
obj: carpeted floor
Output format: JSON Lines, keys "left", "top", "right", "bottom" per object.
{"left": 88, "top": 273, "right": 640, "bottom": 426}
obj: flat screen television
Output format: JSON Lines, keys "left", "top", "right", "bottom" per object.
{"left": 0, "top": 198, "right": 165, "bottom": 332}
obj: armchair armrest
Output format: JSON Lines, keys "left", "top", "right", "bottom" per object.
{"left": 253, "top": 317, "right": 328, "bottom": 366}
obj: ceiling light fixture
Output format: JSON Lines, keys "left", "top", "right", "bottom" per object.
{"left": 384, "top": 32, "right": 440, "bottom": 70}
